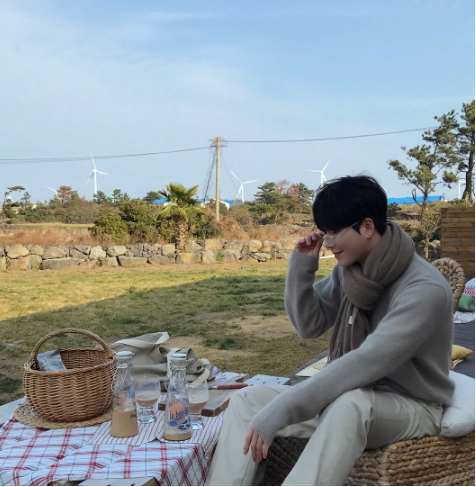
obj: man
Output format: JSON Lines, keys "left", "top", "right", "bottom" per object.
{"left": 206, "top": 175, "right": 454, "bottom": 486}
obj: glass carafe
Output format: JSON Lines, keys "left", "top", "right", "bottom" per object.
{"left": 163, "top": 353, "right": 192, "bottom": 441}
{"left": 110, "top": 351, "right": 139, "bottom": 437}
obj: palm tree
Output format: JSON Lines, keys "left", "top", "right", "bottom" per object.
{"left": 156, "top": 183, "right": 203, "bottom": 251}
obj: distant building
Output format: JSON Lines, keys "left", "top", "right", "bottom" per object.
{"left": 153, "top": 197, "right": 236, "bottom": 209}
{"left": 387, "top": 196, "right": 444, "bottom": 205}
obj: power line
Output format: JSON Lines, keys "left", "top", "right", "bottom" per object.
{"left": 0, "top": 126, "right": 439, "bottom": 165}
{"left": 224, "top": 127, "right": 438, "bottom": 144}
{"left": 0, "top": 146, "right": 211, "bottom": 165}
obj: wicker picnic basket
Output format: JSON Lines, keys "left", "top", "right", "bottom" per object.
{"left": 23, "top": 328, "right": 116, "bottom": 422}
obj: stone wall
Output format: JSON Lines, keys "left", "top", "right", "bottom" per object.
{"left": 0, "top": 239, "right": 306, "bottom": 270}
{"left": 0, "top": 238, "right": 440, "bottom": 271}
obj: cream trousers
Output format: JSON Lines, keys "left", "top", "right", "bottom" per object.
{"left": 205, "top": 385, "right": 443, "bottom": 486}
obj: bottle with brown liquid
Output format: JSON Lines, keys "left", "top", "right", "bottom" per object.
{"left": 163, "top": 353, "right": 192, "bottom": 441}
{"left": 110, "top": 351, "right": 139, "bottom": 438}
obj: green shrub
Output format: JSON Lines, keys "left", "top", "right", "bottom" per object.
{"left": 387, "top": 203, "right": 401, "bottom": 218}
{"left": 192, "top": 212, "right": 220, "bottom": 239}
{"left": 119, "top": 200, "right": 158, "bottom": 241}
{"left": 90, "top": 209, "right": 128, "bottom": 242}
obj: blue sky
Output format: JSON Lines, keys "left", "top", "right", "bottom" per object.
{"left": 0, "top": 0, "right": 474, "bottom": 203}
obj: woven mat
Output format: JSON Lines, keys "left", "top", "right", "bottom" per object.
{"left": 14, "top": 402, "right": 112, "bottom": 429}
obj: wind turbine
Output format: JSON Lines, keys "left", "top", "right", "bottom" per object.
{"left": 85, "top": 152, "right": 110, "bottom": 197}
{"left": 230, "top": 171, "right": 257, "bottom": 204}
{"left": 304, "top": 160, "right": 330, "bottom": 188}
{"left": 46, "top": 186, "right": 58, "bottom": 198}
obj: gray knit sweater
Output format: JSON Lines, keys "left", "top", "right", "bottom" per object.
{"left": 250, "top": 250, "right": 455, "bottom": 446}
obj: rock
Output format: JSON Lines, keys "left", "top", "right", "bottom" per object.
{"left": 243, "top": 240, "right": 262, "bottom": 253}
{"left": 30, "top": 245, "right": 44, "bottom": 256}
{"left": 222, "top": 250, "right": 241, "bottom": 262}
{"left": 118, "top": 256, "right": 148, "bottom": 268}
{"left": 42, "top": 258, "right": 81, "bottom": 270}
{"left": 43, "top": 247, "right": 66, "bottom": 259}
{"left": 144, "top": 244, "right": 161, "bottom": 253}
{"left": 161, "top": 244, "right": 176, "bottom": 256}
{"left": 6, "top": 244, "right": 29, "bottom": 259}
{"left": 261, "top": 241, "right": 274, "bottom": 253}
{"left": 8, "top": 256, "right": 30, "bottom": 270}
{"left": 254, "top": 252, "right": 271, "bottom": 262}
{"left": 80, "top": 260, "right": 98, "bottom": 268}
{"left": 415, "top": 242, "right": 430, "bottom": 257}
{"left": 28, "top": 255, "right": 42, "bottom": 270}
{"left": 90, "top": 246, "right": 107, "bottom": 260}
{"left": 100, "top": 257, "right": 118, "bottom": 267}
{"left": 176, "top": 253, "right": 200, "bottom": 264}
{"left": 148, "top": 255, "right": 176, "bottom": 265}
{"left": 224, "top": 240, "right": 244, "bottom": 251}
{"left": 73, "top": 245, "right": 90, "bottom": 255}
{"left": 70, "top": 249, "right": 88, "bottom": 261}
{"left": 0, "top": 248, "right": 4, "bottom": 257}
{"left": 204, "top": 239, "right": 223, "bottom": 251}
{"left": 0, "top": 257, "right": 5, "bottom": 270}
{"left": 106, "top": 246, "right": 128, "bottom": 257}
{"left": 184, "top": 240, "right": 201, "bottom": 252}
{"left": 61, "top": 246, "right": 70, "bottom": 257}
{"left": 275, "top": 252, "right": 288, "bottom": 260}
{"left": 124, "top": 252, "right": 135, "bottom": 257}
{"left": 131, "top": 243, "right": 144, "bottom": 256}
{"left": 199, "top": 251, "right": 216, "bottom": 264}
{"left": 26, "top": 244, "right": 33, "bottom": 250}
{"left": 280, "top": 239, "right": 298, "bottom": 251}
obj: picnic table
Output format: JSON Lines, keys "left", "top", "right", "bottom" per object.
{"left": 0, "top": 318, "right": 473, "bottom": 486}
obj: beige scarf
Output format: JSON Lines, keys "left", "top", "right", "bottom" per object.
{"left": 328, "top": 221, "right": 415, "bottom": 362}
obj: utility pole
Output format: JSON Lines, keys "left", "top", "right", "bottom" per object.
{"left": 210, "top": 137, "right": 227, "bottom": 221}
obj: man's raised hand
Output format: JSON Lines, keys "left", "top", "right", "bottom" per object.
{"left": 294, "top": 232, "right": 324, "bottom": 258}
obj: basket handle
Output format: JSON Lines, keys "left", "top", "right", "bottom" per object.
{"left": 29, "top": 328, "right": 112, "bottom": 362}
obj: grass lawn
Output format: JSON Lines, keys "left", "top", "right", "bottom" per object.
{"left": 0, "top": 259, "right": 335, "bottom": 405}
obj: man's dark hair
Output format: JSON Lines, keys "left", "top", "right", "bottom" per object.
{"left": 312, "top": 175, "right": 388, "bottom": 236}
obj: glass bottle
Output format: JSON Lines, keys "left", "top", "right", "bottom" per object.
{"left": 110, "top": 351, "right": 139, "bottom": 437}
{"left": 163, "top": 353, "right": 192, "bottom": 441}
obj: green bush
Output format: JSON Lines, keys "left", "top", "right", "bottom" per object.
{"left": 119, "top": 200, "right": 158, "bottom": 241}
{"left": 90, "top": 209, "right": 128, "bottom": 242}
{"left": 192, "top": 211, "right": 220, "bottom": 239}
{"left": 387, "top": 203, "right": 401, "bottom": 218}
{"left": 249, "top": 203, "right": 274, "bottom": 217}
{"left": 90, "top": 207, "right": 127, "bottom": 243}
{"left": 156, "top": 215, "right": 176, "bottom": 242}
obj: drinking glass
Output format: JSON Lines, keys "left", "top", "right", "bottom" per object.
{"left": 134, "top": 373, "right": 161, "bottom": 424}
{"left": 187, "top": 380, "right": 209, "bottom": 430}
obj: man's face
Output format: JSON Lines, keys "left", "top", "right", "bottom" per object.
{"left": 325, "top": 222, "right": 374, "bottom": 267}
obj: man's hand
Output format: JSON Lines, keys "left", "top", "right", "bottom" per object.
{"left": 295, "top": 232, "right": 324, "bottom": 257}
{"left": 244, "top": 429, "right": 270, "bottom": 462}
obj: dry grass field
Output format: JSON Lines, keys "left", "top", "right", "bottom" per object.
{"left": 0, "top": 258, "right": 335, "bottom": 405}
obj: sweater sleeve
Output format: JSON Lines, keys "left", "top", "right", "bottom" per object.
{"left": 285, "top": 250, "right": 342, "bottom": 339}
{"left": 250, "top": 281, "right": 450, "bottom": 446}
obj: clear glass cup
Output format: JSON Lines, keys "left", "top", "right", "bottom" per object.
{"left": 134, "top": 373, "right": 160, "bottom": 424}
{"left": 187, "top": 380, "right": 209, "bottom": 430}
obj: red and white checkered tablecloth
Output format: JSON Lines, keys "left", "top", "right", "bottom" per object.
{"left": 0, "top": 413, "right": 218, "bottom": 486}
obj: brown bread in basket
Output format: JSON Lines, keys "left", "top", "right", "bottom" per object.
{"left": 23, "top": 328, "right": 116, "bottom": 422}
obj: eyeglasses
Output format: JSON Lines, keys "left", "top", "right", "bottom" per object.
{"left": 321, "top": 221, "right": 359, "bottom": 249}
